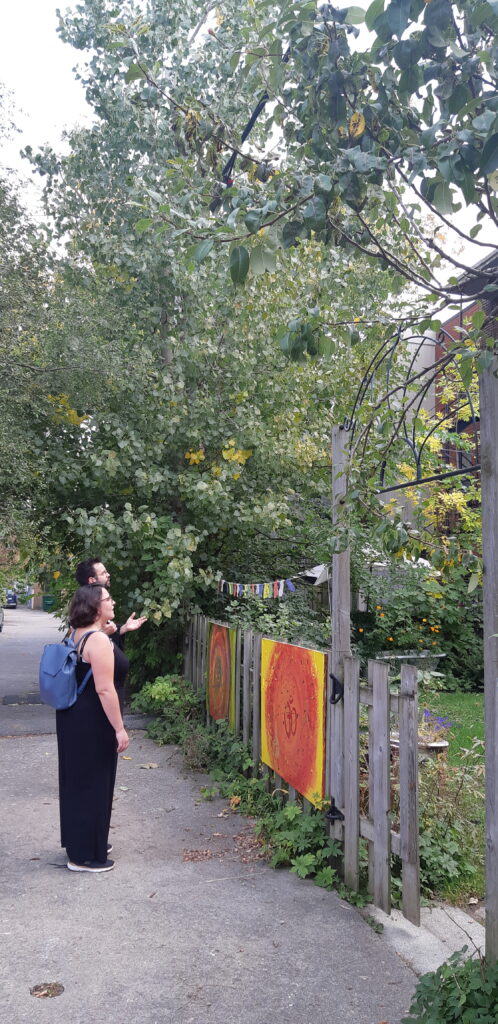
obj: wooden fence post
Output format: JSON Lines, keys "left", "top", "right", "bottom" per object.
{"left": 329, "top": 425, "right": 351, "bottom": 834}
{"left": 480, "top": 352, "right": 498, "bottom": 960}
{"left": 371, "top": 659, "right": 391, "bottom": 914}
{"left": 399, "top": 664, "right": 420, "bottom": 925}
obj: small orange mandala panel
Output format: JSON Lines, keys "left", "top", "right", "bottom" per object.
{"left": 261, "top": 639, "right": 327, "bottom": 806}
{"left": 207, "top": 623, "right": 236, "bottom": 728}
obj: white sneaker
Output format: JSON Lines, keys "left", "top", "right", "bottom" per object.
{"left": 67, "top": 859, "right": 114, "bottom": 873}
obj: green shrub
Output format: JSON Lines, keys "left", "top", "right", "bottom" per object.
{"left": 416, "top": 742, "right": 485, "bottom": 900}
{"left": 130, "top": 673, "right": 204, "bottom": 744}
{"left": 221, "top": 591, "right": 329, "bottom": 650}
{"left": 402, "top": 950, "right": 498, "bottom": 1023}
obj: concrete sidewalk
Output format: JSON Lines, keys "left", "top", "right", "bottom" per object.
{"left": 1, "top": 731, "right": 419, "bottom": 1024}
{"left": 1, "top": 608, "right": 485, "bottom": 1023}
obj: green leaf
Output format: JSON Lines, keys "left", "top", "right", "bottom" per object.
{"left": 244, "top": 209, "right": 263, "bottom": 234}
{"left": 344, "top": 6, "right": 366, "bottom": 24}
{"left": 134, "top": 217, "right": 153, "bottom": 235}
{"left": 468, "top": 573, "right": 479, "bottom": 594}
{"left": 250, "top": 245, "right": 266, "bottom": 275}
{"left": 282, "top": 220, "right": 304, "bottom": 248}
{"left": 191, "top": 239, "right": 214, "bottom": 262}
{"left": 433, "top": 182, "right": 454, "bottom": 213}
{"left": 315, "top": 173, "right": 333, "bottom": 193}
{"left": 424, "top": 0, "right": 452, "bottom": 31}
{"left": 460, "top": 172, "right": 477, "bottom": 205}
{"left": 448, "top": 84, "right": 472, "bottom": 116}
{"left": 399, "top": 66, "right": 422, "bottom": 94}
{"left": 302, "top": 196, "right": 327, "bottom": 230}
{"left": 393, "top": 38, "right": 420, "bottom": 69}
{"left": 472, "top": 310, "right": 487, "bottom": 330}
{"left": 125, "top": 63, "right": 146, "bottom": 84}
{"left": 229, "top": 245, "right": 250, "bottom": 284}
{"left": 365, "top": 0, "right": 385, "bottom": 31}
{"left": 480, "top": 133, "right": 498, "bottom": 175}
{"left": 386, "top": 0, "right": 411, "bottom": 38}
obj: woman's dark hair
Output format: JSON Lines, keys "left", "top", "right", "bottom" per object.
{"left": 69, "top": 585, "right": 105, "bottom": 628}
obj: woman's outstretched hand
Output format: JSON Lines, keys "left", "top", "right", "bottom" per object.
{"left": 116, "top": 728, "right": 129, "bottom": 753}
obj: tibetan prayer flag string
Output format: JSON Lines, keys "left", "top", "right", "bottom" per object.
{"left": 215, "top": 564, "right": 327, "bottom": 599}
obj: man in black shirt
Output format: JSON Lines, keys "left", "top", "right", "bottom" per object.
{"left": 75, "top": 557, "right": 147, "bottom": 647}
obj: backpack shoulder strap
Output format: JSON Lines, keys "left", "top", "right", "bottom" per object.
{"left": 77, "top": 629, "right": 101, "bottom": 660}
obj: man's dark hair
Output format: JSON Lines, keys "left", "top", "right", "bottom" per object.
{"left": 75, "top": 557, "right": 102, "bottom": 587}
{"left": 69, "top": 585, "right": 104, "bottom": 628}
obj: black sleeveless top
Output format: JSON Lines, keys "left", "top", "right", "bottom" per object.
{"left": 76, "top": 632, "right": 129, "bottom": 710}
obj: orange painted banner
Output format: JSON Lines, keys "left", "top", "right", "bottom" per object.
{"left": 207, "top": 623, "right": 236, "bottom": 729}
{"left": 261, "top": 639, "right": 327, "bottom": 805}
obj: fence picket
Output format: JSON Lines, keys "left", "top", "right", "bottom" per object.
{"left": 235, "top": 628, "right": 242, "bottom": 735}
{"left": 199, "top": 616, "right": 208, "bottom": 699}
{"left": 371, "top": 659, "right": 391, "bottom": 914}
{"left": 399, "top": 664, "right": 420, "bottom": 925}
{"left": 344, "top": 656, "right": 360, "bottom": 890}
{"left": 242, "top": 630, "right": 252, "bottom": 747}
{"left": 252, "top": 633, "right": 262, "bottom": 771}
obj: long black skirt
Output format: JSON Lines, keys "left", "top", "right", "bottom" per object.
{"left": 56, "top": 678, "right": 117, "bottom": 864}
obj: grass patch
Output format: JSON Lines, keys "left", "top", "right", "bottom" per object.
{"left": 416, "top": 690, "right": 485, "bottom": 903}
{"left": 420, "top": 690, "right": 484, "bottom": 763}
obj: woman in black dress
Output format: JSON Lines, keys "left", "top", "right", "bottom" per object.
{"left": 56, "top": 585, "right": 130, "bottom": 873}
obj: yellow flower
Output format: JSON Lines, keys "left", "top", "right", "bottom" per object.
{"left": 358, "top": 627, "right": 364, "bottom": 633}
{"left": 185, "top": 449, "right": 205, "bottom": 465}
{"left": 379, "top": 612, "right": 385, "bottom": 618}
{"left": 211, "top": 465, "right": 222, "bottom": 477}
{"left": 422, "top": 618, "right": 427, "bottom": 622}
{"left": 387, "top": 636, "right": 394, "bottom": 642}
{"left": 232, "top": 472, "right": 241, "bottom": 480}
{"left": 53, "top": 571, "right": 61, "bottom": 580}
{"left": 376, "top": 605, "right": 382, "bottom": 610}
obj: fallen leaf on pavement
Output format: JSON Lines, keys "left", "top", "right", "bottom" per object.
{"left": 30, "top": 982, "right": 64, "bottom": 999}
{"left": 139, "top": 763, "right": 159, "bottom": 769}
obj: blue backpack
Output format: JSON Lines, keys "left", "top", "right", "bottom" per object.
{"left": 39, "top": 630, "right": 98, "bottom": 710}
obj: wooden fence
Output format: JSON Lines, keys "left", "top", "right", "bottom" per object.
{"left": 184, "top": 614, "right": 420, "bottom": 924}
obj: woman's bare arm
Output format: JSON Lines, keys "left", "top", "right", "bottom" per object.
{"left": 85, "top": 633, "right": 129, "bottom": 751}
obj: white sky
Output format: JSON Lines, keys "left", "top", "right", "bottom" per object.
{"left": 0, "top": 0, "right": 91, "bottom": 210}
{"left": 1, "top": 0, "right": 496, "bottom": 263}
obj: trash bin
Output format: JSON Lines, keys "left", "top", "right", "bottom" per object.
{"left": 42, "top": 595, "right": 56, "bottom": 612}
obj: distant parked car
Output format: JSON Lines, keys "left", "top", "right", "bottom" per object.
{"left": 4, "top": 589, "right": 17, "bottom": 608}
{"left": 0, "top": 606, "right": 4, "bottom": 631}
